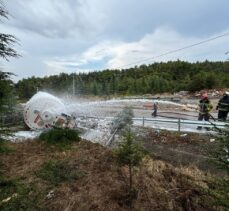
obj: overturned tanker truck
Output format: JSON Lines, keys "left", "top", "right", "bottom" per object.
{"left": 23, "top": 92, "right": 76, "bottom": 130}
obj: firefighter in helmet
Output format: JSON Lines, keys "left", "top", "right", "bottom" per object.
{"left": 197, "top": 93, "right": 213, "bottom": 129}
{"left": 216, "top": 91, "right": 229, "bottom": 121}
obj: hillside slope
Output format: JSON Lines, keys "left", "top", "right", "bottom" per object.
{"left": 0, "top": 139, "right": 227, "bottom": 210}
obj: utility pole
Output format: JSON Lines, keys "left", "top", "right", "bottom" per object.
{"left": 225, "top": 51, "right": 229, "bottom": 61}
{"left": 73, "top": 73, "right": 75, "bottom": 96}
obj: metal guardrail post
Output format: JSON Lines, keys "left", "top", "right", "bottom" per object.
{"left": 178, "top": 118, "right": 181, "bottom": 132}
{"left": 143, "top": 117, "right": 145, "bottom": 127}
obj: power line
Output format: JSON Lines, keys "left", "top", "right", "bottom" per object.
{"left": 113, "top": 32, "right": 229, "bottom": 69}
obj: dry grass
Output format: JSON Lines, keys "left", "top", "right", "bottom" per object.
{"left": 0, "top": 139, "right": 226, "bottom": 210}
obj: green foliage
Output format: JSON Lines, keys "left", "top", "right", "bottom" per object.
{"left": 0, "top": 139, "right": 11, "bottom": 154}
{"left": 212, "top": 125, "right": 229, "bottom": 174}
{"left": 15, "top": 61, "right": 229, "bottom": 98}
{"left": 39, "top": 127, "right": 80, "bottom": 148}
{"left": 0, "top": 177, "right": 42, "bottom": 210}
{"left": 207, "top": 179, "right": 229, "bottom": 209}
{"left": 205, "top": 73, "right": 219, "bottom": 89}
{"left": 0, "top": 71, "right": 16, "bottom": 141}
{"left": 114, "top": 128, "right": 144, "bottom": 206}
{"left": 36, "top": 160, "right": 86, "bottom": 185}
{"left": 189, "top": 72, "right": 207, "bottom": 92}
{"left": 209, "top": 125, "right": 229, "bottom": 208}
{"left": 0, "top": 72, "right": 15, "bottom": 114}
{"left": 0, "top": 156, "right": 29, "bottom": 210}
{"left": 15, "top": 77, "right": 37, "bottom": 100}
{"left": 115, "top": 128, "right": 144, "bottom": 168}
{"left": 0, "top": 2, "right": 20, "bottom": 60}
{"left": 0, "top": 1, "right": 18, "bottom": 140}
{"left": 113, "top": 107, "right": 134, "bottom": 131}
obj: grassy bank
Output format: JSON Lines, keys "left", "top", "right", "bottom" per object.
{"left": 0, "top": 135, "right": 228, "bottom": 210}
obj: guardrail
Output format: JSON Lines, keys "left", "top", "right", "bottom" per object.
{"left": 133, "top": 117, "right": 226, "bottom": 132}
{"left": 76, "top": 115, "right": 227, "bottom": 132}
{"left": 122, "top": 96, "right": 182, "bottom": 102}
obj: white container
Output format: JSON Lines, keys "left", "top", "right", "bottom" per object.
{"left": 23, "top": 92, "right": 66, "bottom": 130}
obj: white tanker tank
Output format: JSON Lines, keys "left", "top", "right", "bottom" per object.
{"left": 23, "top": 92, "right": 75, "bottom": 130}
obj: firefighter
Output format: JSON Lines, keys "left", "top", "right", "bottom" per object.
{"left": 152, "top": 102, "right": 158, "bottom": 117}
{"left": 216, "top": 92, "right": 229, "bottom": 121}
{"left": 197, "top": 93, "right": 213, "bottom": 130}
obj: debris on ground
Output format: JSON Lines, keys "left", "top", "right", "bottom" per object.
{"left": 46, "top": 190, "right": 54, "bottom": 199}
{"left": 1, "top": 193, "right": 18, "bottom": 204}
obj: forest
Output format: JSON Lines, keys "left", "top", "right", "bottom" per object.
{"left": 16, "top": 60, "right": 229, "bottom": 100}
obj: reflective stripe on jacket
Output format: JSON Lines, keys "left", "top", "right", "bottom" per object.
{"left": 199, "top": 99, "right": 213, "bottom": 114}
{"left": 218, "top": 96, "right": 229, "bottom": 112}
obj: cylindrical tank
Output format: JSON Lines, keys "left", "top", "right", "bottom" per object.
{"left": 23, "top": 92, "right": 66, "bottom": 130}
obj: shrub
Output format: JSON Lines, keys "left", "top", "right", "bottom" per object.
{"left": 39, "top": 127, "right": 80, "bottom": 148}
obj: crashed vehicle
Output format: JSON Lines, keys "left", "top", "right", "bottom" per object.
{"left": 23, "top": 92, "right": 75, "bottom": 130}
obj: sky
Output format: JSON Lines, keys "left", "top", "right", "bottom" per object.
{"left": 0, "top": 0, "right": 229, "bottom": 81}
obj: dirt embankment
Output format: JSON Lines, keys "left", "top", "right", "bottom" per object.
{"left": 0, "top": 138, "right": 227, "bottom": 210}
{"left": 135, "top": 127, "right": 226, "bottom": 175}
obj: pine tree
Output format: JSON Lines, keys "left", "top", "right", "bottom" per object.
{"left": 0, "top": 1, "right": 20, "bottom": 60}
{"left": 0, "top": 1, "right": 20, "bottom": 143}
{"left": 114, "top": 128, "right": 144, "bottom": 205}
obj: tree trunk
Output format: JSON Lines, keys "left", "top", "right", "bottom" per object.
{"left": 129, "top": 163, "right": 132, "bottom": 193}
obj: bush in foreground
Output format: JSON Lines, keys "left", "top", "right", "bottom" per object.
{"left": 39, "top": 127, "right": 80, "bottom": 148}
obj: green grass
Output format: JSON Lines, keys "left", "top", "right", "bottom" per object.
{"left": 0, "top": 177, "right": 42, "bottom": 211}
{"left": 0, "top": 139, "right": 12, "bottom": 154}
{"left": 39, "top": 127, "right": 80, "bottom": 149}
{"left": 0, "top": 147, "right": 42, "bottom": 210}
{"left": 206, "top": 179, "right": 229, "bottom": 209}
{"left": 36, "top": 160, "right": 86, "bottom": 185}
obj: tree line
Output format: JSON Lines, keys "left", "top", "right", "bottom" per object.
{"left": 16, "top": 60, "right": 229, "bottom": 100}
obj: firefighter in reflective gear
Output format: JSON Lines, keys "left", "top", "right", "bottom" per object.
{"left": 216, "top": 92, "right": 229, "bottom": 121}
{"left": 197, "top": 93, "right": 213, "bottom": 129}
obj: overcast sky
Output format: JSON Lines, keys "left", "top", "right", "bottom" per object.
{"left": 1, "top": 0, "right": 229, "bottom": 81}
